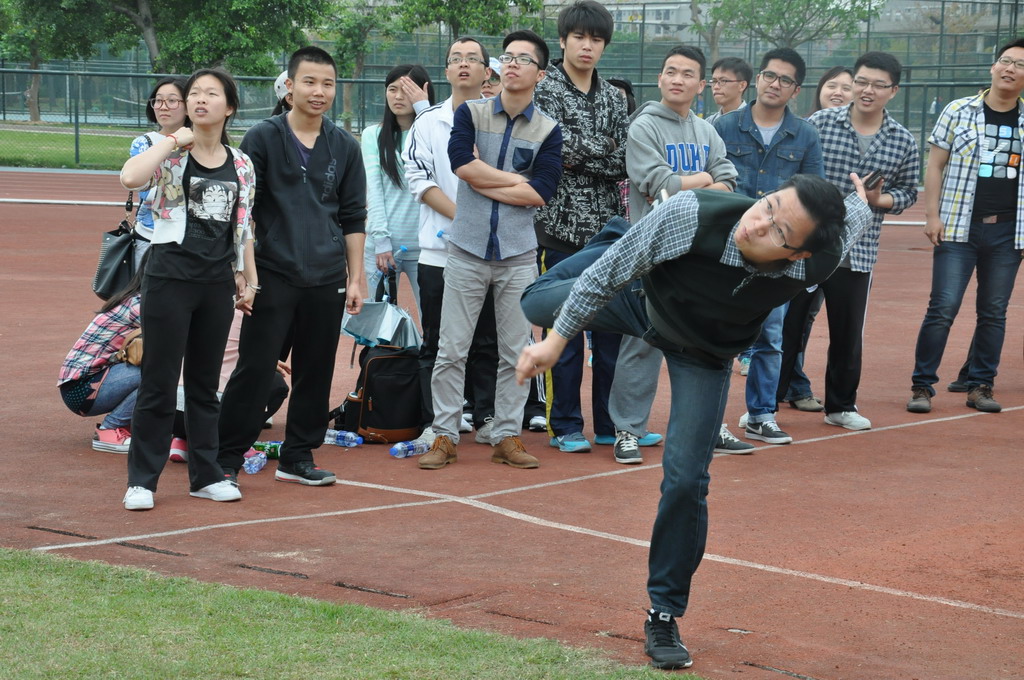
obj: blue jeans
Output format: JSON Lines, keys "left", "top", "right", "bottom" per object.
{"left": 745, "top": 303, "right": 786, "bottom": 422}
{"left": 521, "top": 217, "right": 732, "bottom": 616}
{"left": 912, "top": 220, "right": 1021, "bottom": 394}
{"left": 82, "top": 362, "right": 141, "bottom": 429}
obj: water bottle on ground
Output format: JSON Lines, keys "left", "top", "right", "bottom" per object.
{"left": 252, "top": 440, "right": 282, "bottom": 459}
{"left": 324, "top": 428, "right": 363, "bottom": 447}
{"left": 242, "top": 449, "right": 268, "bottom": 474}
{"left": 390, "top": 440, "right": 430, "bottom": 458}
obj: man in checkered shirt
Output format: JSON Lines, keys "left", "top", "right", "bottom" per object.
{"left": 806, "top": 51, "right": 921, "bottom": 432}
{"left": 906, "top": 38, "right": 1024, "bottom": 415}
{"left": 515, "top": 174, "right": 871, "bottom": 670}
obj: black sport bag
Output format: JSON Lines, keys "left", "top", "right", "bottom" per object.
{"left": 332, "top": 344, "right": 421, "bottom": 443}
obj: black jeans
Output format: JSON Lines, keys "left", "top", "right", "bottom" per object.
{"left": 218, "top": 268, "right": 345, "bottom": 472}
{"left": 818, "top": 267, "right": 872, "bottom": 413}
{"left": 128, "top": 275, "right": 234, "bottom": 492}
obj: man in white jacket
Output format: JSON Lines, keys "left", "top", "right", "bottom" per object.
{"left": 403, "top": 37, "right": 499, "bottom": 445}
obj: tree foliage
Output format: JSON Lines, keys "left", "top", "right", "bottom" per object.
{"left": 394, "top": 0, "right": 543, "bottom": 40}
{"left": 106, "top": 0, "right": 328, "bottom": 74}
{"left": 0, "top": 0, "right": 135, "bottom": 120}
{"left": 710, "top": 0, "right": 879, "bottom": 48}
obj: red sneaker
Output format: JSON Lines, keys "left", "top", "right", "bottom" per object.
{"left": 93, "top": 426, "right": 131, "bottom": 454}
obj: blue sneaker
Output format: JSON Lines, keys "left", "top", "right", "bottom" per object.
{"left": 637, "top": 432, "right": 663, "bottom": 447}
{"left": 550, "top": 432, "right": 592, "bottom": 453}
{"left": 595, "top": 431, "right": 663, "bottom": 446}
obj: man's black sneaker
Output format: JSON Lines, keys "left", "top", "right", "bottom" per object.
{"left": 275, "top": 460, "right": 337, "bottom": 486}
{"left": 643, "top": 609, "right": 693, "bottom": 669}
{"left": 221, "top": 468, "right": 239, "bottom": 486}
{"left": 744, "top": 419, "right": 792, "bottom": 444}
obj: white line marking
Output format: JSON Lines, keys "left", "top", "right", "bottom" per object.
{"left": 0, "top": 198, "right": 121, "bottom": 206}
{"left": 31, "top": 407, "right": 1024, "bottom": 621}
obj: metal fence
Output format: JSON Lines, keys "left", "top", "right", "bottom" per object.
{"left": 0, "top": 0, "right": 1020, "bottom": 169}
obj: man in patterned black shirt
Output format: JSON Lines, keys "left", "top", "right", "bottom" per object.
{"left": 532, "top": 0, "right": 628, "bottom": 458}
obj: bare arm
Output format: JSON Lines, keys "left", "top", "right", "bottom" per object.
{"left": 474, "top": 183, "right": 545, "bottom": 207}
{"left": 345, "top": 233, "right": 367, "bottom": 313}
{"left": 922, "top": 145, "right": 950, "bottom": 246}
{"left": 455, "top": 159, "right": 527, "bottom": 189}
{"left": 421, "top": 186, "right": 457, "bottom": 221}
{"left": 120, "top": 127, "right": 193, "bottom": 188}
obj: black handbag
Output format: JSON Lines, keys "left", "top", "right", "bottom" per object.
{"left": 92, "top": 192, "right": 137, "bottom": 300}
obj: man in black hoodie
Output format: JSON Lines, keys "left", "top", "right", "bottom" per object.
{"left": 217, "top": 46, "right": 367, "bottom": 489}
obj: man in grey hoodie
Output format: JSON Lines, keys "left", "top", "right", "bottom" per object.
{"left": 608, "top": 44, "right": 737, "bottom": 462}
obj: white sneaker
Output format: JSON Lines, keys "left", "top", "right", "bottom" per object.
{"left": 123, "top": 486, "right": 154, "bottom": 511}
{"left": 416, "top": 426, "right": 437, "bottom": 448}
{"left": 474, "top": 416, "right": 495, "bottom": 444}
{"left": 528, "top": 415, "right": 547, "bottom": 432}
{"left": 824, "top": 411, "right": 871, "bottom": 431}
{"left": 459, "top": 413, "right": 473, "bottom": 433}
{"left": 738, "top": 412, "right": 749, "bottom": 429}
{"left": 189, "top": 480, "right": 242, "bottom": 502}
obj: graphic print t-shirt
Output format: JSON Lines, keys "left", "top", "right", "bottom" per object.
{"left": 149, "top": 148, "right": 238, "bottom": 282}
{"left": 972, "top": 102, "right": 1020, "bottom": 221}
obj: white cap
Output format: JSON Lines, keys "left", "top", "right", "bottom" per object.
{"left": 273, "top": 70, "right": 289, "bottom": 100}
{"left": 488, "top": 58, "right": 501, "bottom": 75}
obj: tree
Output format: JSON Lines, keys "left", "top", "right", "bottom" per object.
{"left": 0, "top": 0, "right": 135, "bottom": 121}
{"left": 395, "top": 0, "right": 542, "bottom": 40}
{"left": 710, "top": 0, "right": 879, "bottom": 49}
{"left": 107, "top": 0, "right": 329, "bottom": 74}
{"left": 689, "top": 0, "right": 727, "bottom": 66}
{"left": 326, "top": 0, "right": 398, "bottom": 131}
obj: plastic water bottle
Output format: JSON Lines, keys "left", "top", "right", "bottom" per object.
{"left": 324, "top": 428, "right": 363, "bottom": 447}
{"left": 389, "top": 440, "right": 430, "bottom": 458}
{"left": 252, "top": 440, "right": 282, "bottom": 459}
{"left": 242, "top": 449, "right": 268, "bottom": 474}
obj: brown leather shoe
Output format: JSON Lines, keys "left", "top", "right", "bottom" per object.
{"left": 491, "top": 436, "right": 539, "bottom": 469}
{"left": 419, "top": 435, "right": 457, "bottom": 469}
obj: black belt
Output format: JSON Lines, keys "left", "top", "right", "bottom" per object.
{"left": 972, "top": 213, "right": 1015, "bottom": 224}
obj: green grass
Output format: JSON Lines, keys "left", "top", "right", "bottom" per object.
{"left": 0, "top": 548, "right": 699, "bottom": 680}
{"left": 0, "top": 128, "right": 133, "bottom": 169}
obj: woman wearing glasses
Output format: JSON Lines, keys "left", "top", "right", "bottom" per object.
{"left": 361, "top": 64, "right": 434, "bottom": 309}
{"left": 128, "top": 78, "right": 190, "bottom": 269}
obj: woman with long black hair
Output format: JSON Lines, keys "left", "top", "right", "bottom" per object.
{"left": 361, "top": 64, "right": 434, "bottom": 310}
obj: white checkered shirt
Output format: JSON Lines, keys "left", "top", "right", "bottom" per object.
{"left": 809, "top": 104, "right": 921, "bottom": 272}
{"left": 928, "top": 91, "right": 1024, "bottom": 248}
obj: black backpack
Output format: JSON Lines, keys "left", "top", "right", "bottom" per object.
{"left": 329, "top": 272, "right": 421, "bottom": 443}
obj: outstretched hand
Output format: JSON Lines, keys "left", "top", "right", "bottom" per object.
{"left": 849, "top": 172, "right": 868, "bottom": 204}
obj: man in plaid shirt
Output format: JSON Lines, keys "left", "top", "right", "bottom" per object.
{"left": 807, "top": 51, "right": 920, "bottom": 431}
{"left": 907, "top": 38, "right": 1024, "bottom": 415}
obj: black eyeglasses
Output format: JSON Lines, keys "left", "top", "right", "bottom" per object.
{"left": 709, "top": 78, "right": 739, "bottom": 87}
{"left": 761, "top": 196, "right": 803, "bottom": 251}
{"left": 759, "top": 71, "right": 798, "bottom": 89}
{"left": 149, "top": 97, "right": 183, "bottom": 110}
{"left": 486, "top": 75, "right": 501, "bottom": 84}
{"left": 446, "top": 56, "right": 485, "bottom": 66}
{"left": 852, "top": 77, "right": 895, "bottom": 91}
{"left": 497, "top": 54, "right": 540, "bottom": 67}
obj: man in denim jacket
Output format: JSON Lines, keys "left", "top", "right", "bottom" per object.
{"left": 714, "top": 48, "right": 823, "bottom": 446}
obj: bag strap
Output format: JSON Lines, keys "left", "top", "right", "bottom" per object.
{"left": 374, "top": 269, "right": 398, "bottom": 304}
{"left": 118, "top": 191, "right": 135, "bottom": 235}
